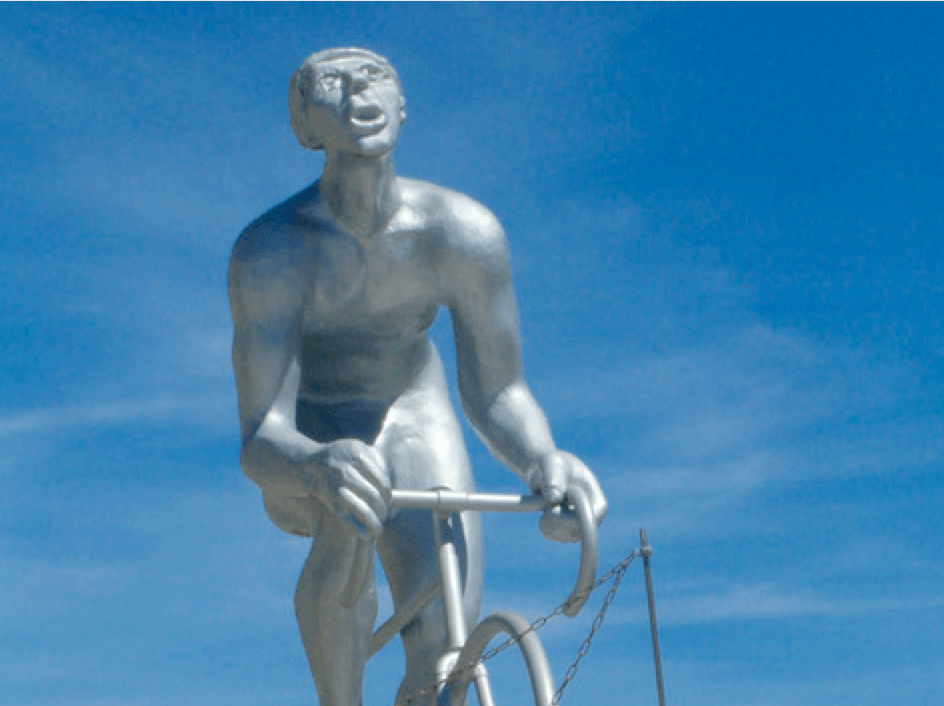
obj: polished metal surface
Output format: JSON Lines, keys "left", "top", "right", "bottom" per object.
{"left": 451, "top": 611, "right": 556, "bottom": 706}
{"left": 561, "top": 489, "right": 599, "bottom": 617}
{"left": 229, "top": 47, "right": 607, "bottom": 706}
{"left": 389, "top": 489, "right": 548, "bottom": 513}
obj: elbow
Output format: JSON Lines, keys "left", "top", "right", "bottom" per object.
{"left": 459, "top": 385, "right": 496, "bottom": 435}
{"left": 460, "top": 380, "right": 524, "bottom": 435}
{"left": 237, "top": 416, "right": 281, "bottom": 490}
{"left": 238, "top": 413, "right": 313, "bottom": 498}
{"left": 239, "top": 434, "right": 266, "bottom": 488}
{"left": 460, "top": 399, "right": 488, "bottom": 438}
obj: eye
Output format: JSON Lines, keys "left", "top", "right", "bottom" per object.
{"left": 316, "top": 72, "right": 341, "bottom": 91}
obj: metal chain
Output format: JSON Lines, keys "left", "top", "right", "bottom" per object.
{"left": 395, "top": 548, "right": 639, "bottom": 706}
{"left": 551, "top": 551, "right": 636, "bottom": 705}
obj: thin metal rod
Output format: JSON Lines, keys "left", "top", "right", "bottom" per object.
{"left": 450, "top": 611, "right": 555, "bottom": 706}
{"left": 435, "top": 513, "right": 469, "bottom": 651}
{"left": 472, "top": 662, "right": 496, "bottom": 706}
{"left": 640, "top": 529, "right": 667, "bottom": 706}
{"left": 389, "top": 488, "right": 547, "bottom": 513}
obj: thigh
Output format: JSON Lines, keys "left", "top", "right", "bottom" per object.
{"left": 375, "top": 372, "right": 473, "bottom": 494}
{"left": 375, "top": 420, "right": 483, "bottom": 620}
{"left": 374, "top": 359, "right": 483, "bottom": 636}
{"left": 378, "top": 506, "right": 482, "bottom": 697}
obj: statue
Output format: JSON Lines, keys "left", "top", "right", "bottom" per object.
{"left": 228, "top": 47, "right": 607, "bottom": 706}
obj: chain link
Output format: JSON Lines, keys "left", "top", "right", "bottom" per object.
{"left": 394, "top": 548, "right": 639, "bottom": 706}
{"left": 550, "top": 551, "right": 635, "bottom": 705}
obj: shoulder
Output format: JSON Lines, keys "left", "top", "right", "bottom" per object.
{"left": 398, "top": 179, "right": 512, "bottom": 304}
{"left": 229, "top": 195, "right": 313, "bottom": 321}
{"left": 399, "top": 178, "right": 508, "bottom": 262}
{"left": 230, "top": 187, "right": 319, "bottom": 272}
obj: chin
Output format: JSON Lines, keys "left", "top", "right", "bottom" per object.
{"left": 354, "top": 135, "right": 399, "bottom": 158}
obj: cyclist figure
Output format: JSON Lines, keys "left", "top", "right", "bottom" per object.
{"left": 229, "top": 47, "right": 607, "bottom": 706}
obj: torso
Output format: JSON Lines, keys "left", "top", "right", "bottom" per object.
{"left": 262, "top": 178, "right": 456, "bottom": 403}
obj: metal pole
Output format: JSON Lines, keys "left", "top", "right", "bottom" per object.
{"left": 640, "top": 529, "right": 667, "bottom": 706}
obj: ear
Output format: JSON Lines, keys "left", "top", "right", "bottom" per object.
{"left": 400, "top": 97, "right": 407, "bottom": 124}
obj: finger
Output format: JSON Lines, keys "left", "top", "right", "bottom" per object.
{"left": 595, "top": 493, "right": 609, "bottom": 524}
{"left": 338, "top": 487, "right": 383, "bottom": 539}
{"left": 346, "top": 471, "right": 389, "bottom": 523}
{"left": 353, "top": 448, "right": 389, "bottom": 494}
{"left": 580, "top": 476, "right": 608, "bottom": 524}
{"left": 567, "top": 457, "right": 608, "bottom": 523}
{"left": 541, "top": 455, "right": 568, "bottom": 503}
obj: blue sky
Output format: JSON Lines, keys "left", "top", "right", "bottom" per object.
{"left": 2, "top": 3, "right": 942, "bottom": 705}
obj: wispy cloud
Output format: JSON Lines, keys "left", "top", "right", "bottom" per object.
{"left": 537, "top": 307, "right": 943, "bottom": 529}
{"left": 0, "top": 393, "right": 232, "bottom": 439}
{"left": 653, "top": 581, "right": 944, "bottom": 625}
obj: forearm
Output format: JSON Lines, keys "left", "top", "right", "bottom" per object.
{"left": 240, "top": 419, "right": 324, "bottom": 498}
{"left": 466, "top": 381, "right": 557, "bottom": 481}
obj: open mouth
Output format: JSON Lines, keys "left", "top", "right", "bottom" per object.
{"left": 349, "top": 105, "right": 387, "bottom": 133}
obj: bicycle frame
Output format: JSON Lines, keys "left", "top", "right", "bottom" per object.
{"left": 359, "top": 487, "right": 599, "bottom": 706}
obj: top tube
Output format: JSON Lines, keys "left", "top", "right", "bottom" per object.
{"left": 388, "top": 489, "right": 549, "bottom": 513}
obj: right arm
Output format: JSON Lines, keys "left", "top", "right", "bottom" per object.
{"left": 228, "top": 231, "right": 388, "bottom": 538}
{"left": 229, "top": 232, "right": 313, "bottom": 496}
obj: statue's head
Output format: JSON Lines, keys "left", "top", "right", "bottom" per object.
{"left": 289, "top": 47, "right": 406, "bottom": 155}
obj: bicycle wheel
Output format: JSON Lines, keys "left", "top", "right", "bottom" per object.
{"left": 447, "top": 610, "right": 555, "bottom": 706}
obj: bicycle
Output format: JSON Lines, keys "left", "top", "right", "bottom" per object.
{"left": 343, "top": 486, "right": 599, "bottom": 706}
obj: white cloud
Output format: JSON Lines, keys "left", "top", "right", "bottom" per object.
{"left": 0, "top": 393, "right": 232, "bottom": 438}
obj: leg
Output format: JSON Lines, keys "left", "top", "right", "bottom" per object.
{"left": 375, "top": 348, "right": 484, "bottom": 706}
{"left": 291, "top": 398, "right": 383, "bottom": 706}
{"left": 295, "top": 504, "right": 379, "bottom": 706}
{"left": 378, "top": 506, "right": 481, "bottom": 706}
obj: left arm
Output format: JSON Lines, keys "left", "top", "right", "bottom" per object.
{"left": 447, "top": 205, "right": 607, "bottom": 537}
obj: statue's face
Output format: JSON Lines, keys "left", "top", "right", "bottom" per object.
{"left": 306, "top": 55, "right": 405, "bottom": 157}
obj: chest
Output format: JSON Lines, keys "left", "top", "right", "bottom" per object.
{"left": 301, "top": 225, "right": 444, "bottom": 331}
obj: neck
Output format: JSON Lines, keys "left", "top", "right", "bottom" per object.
{"left": 320, "top": 150, "right": 400, "bottom": 238}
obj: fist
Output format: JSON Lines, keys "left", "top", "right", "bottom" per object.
{"left": 528, "top": 451, "right": 608, "bottom": 543}
{"left": 310, "top": 439, "right": 391, "bottom": 539}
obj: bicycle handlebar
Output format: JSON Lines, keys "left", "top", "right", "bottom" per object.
{"left": 340, "top": 487, "right": 599, "bottom": 617}
{"left": 389, "top": 489, "right": 548, "bottom": 513}
{"left": 561, "top": 487, "right": 598, "bottom": 616}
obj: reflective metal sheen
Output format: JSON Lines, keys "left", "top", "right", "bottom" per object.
{"left": 229, "top": 47, "right": 608, "bottom": 706}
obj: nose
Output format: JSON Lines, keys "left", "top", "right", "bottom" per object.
{"left": 342, "top": 68, "right": 369, "bottom": 94}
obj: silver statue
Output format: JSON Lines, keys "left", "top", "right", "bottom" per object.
{"left": 229, "top": 47, "right": 607, "bottom": 706}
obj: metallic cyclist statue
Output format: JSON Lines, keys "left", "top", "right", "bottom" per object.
{"left": 229, "top": 47, "right": 607, "bottom": 706}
